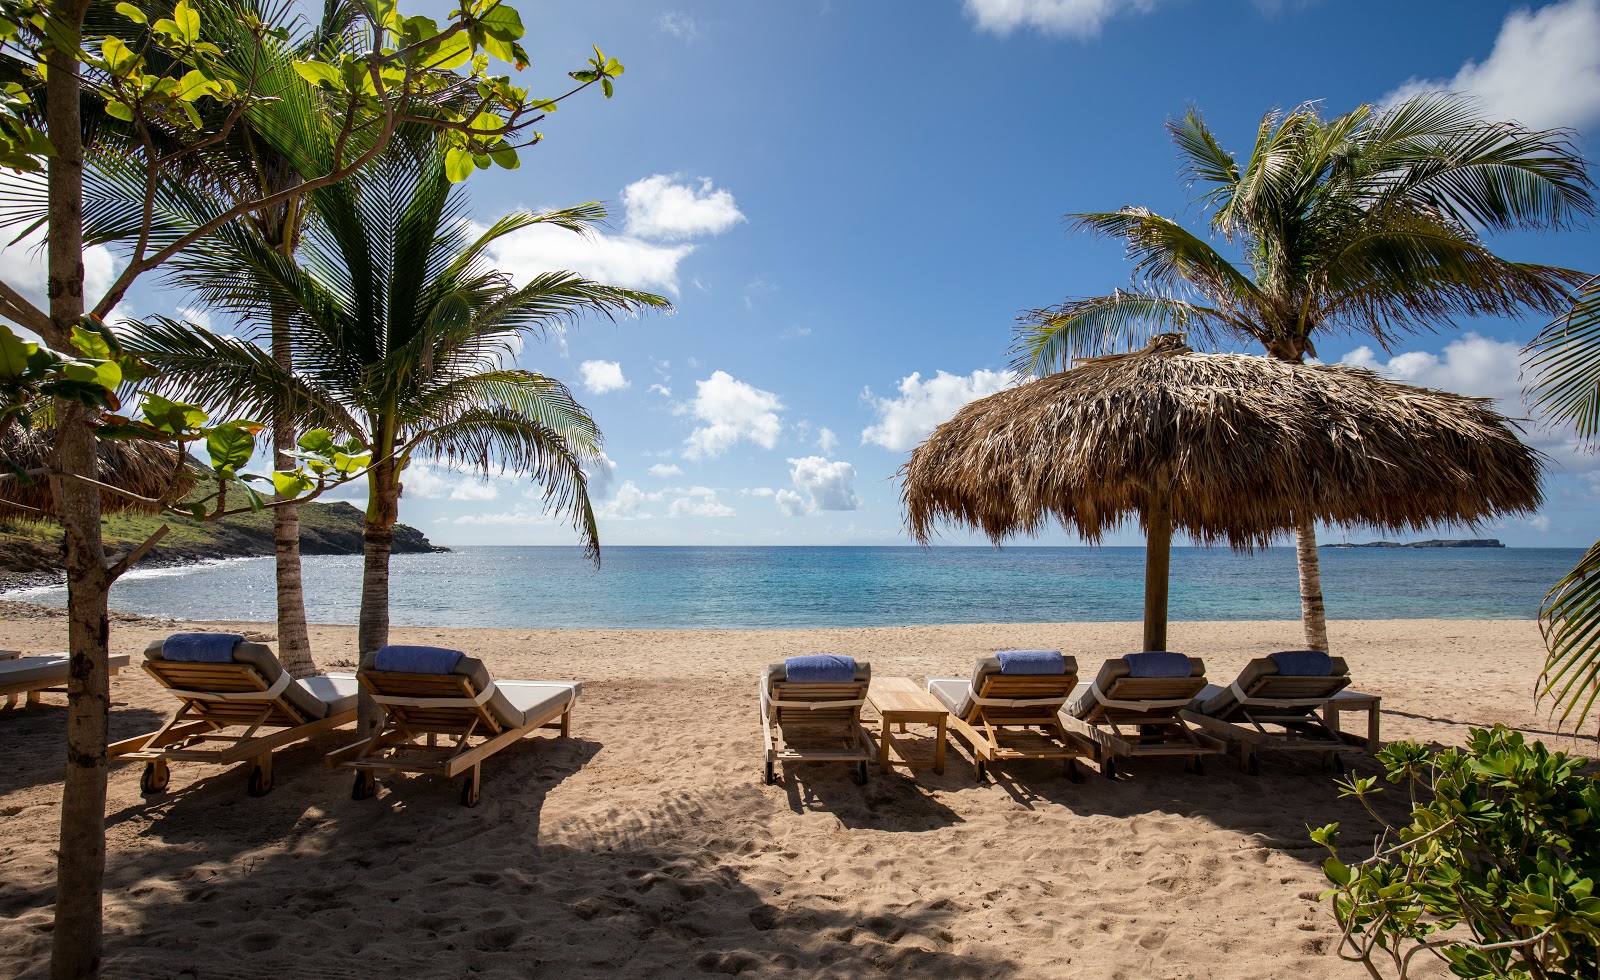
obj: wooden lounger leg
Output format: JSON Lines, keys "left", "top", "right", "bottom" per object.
{"left": 247, "top": 752, "right": 274, "bottom": 797}
{"left": 460, "top": 764, "right": 481, "bottom": 808}
{"left": 560, "top": 706, "right": 571, "bottom": 738}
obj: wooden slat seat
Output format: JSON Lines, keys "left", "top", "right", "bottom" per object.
{"left": 1060, "top": 653, "right": 1226, "bottom": 778}
{"left": 1180, "top": 653, "right": 1366, "bottom": 774}
{"left": 760, "top": 659, "right": 874, "bottom": 785}
{"left": 926, "top": 654, "right": 1091, "bottom": 780}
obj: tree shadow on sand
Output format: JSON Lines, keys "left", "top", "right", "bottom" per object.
{"left": 0, "top": 701, "right": 166, "bottom": 794}
{"left": 40, "top": 732, "right": 1019, "bottom": 980}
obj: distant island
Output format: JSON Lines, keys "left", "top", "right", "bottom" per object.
{"left": 1322, "top": 539, "right": 1506, "bottom": 549}
{"left": 0, "top": 501, "right": 445, "bottom": 591}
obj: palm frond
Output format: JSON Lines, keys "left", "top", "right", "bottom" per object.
{"left": 1012, "top": 291, "right": 1232, "bottom": 375}
{"left": 1525, "top": 277, "right": 1600, "bottom": 446}
{"left": 1538, "top": 541, "right": 1600, "bottom": 735}
{"left": 1069, "top": 209, "right": 1263, "bottom": 313}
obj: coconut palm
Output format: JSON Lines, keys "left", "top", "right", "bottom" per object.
{"left": 130, "top": 138, "right": 668, "bottom": 725}
{"left": 1014, "top": 95, "right": 1594, "bottom": 651}
{"left": 1526, "top": 277, "right": 1600, "bottom": 732}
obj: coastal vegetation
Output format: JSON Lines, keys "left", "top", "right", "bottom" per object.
{"left": 0, "top": 0, "right": 629, "bottom": 971}
{"left": 1012, "top": 96, "right": 1595, "bottom": 652}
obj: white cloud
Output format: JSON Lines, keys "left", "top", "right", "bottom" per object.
{"left": 622, "top": 175, "right": 745, "bottom": 241}
{"left": 450, "top": 480, "right": 500, "bottom": 502}
{"left": 682, "top": 370, "right": 784, "bottom": 459}
{"left": 746, "top": 487, "right": 776, "bottom": 497}
{"left": 598, "top": 480, "right": 651, "bottom": 520}
{"left": 483, "top": 223, "right": 693, "bottom": 296}
{"left": 656, "top": 11, "right": 701, "bottom": 39}
{"left": 816, "top": 426, "right": 838, "bottom": 453}
{"left": 667, "top": 486, "right": 735, "bottom": 518}
{"left": 964, "top": 0, "right": 1159, "bottom": 39}
{"left": 861, "top": 368, "right": 1012, "bottom": 451}
{"left": 0, "top": 224, "right": 124, "bottom": 334}
{"left": 452, "top": 505, "right": 555, "bottom": 526}
{"left": 649, "top": 463, "right": 683, "bottom": 477}
{"left": 775, "top": 489, "right": 808, "bottom": 518}
{"left": 1386, "top": 0, "right": 1600, "bottom": 131}
{"left": 579, "top": 359, "right": 630, "bottom": 394}
{"left": 780, "top": 456, "right": 863, "bottom": 516}
{"left": 648, "top": 383, "right": 672, "bottom": 398}
{"left": 176, "top": 305, "right": 214, "bottom": 333}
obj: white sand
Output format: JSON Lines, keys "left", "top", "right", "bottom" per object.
{"left": 0, "top": 611, "right": 1587, "bottom": 978}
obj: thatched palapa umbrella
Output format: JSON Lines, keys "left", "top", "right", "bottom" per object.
{"left": 0, "top": 426, "right": 195, "bottom": 523}
{"left": 902, "top": 334, "right": 1542, "bottom": 650}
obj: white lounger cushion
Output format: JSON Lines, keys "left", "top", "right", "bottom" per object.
{"left": 2, "top": 653, "right": 131, "bottom": 688}
{"left": 493, "top": 681, "right": 580, "bottom": 729}
{"left": 926, "top": 678, "right": 971, "bottom": 717}
{"left": 296, "top": 672, "right": 360, "bottom": 716}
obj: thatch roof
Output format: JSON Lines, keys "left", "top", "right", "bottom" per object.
{"left": 0, "top": 426, "right": 196, "bottom": 523}
{"left": 903, "top": 334, "right": 1542, "bottom": 549}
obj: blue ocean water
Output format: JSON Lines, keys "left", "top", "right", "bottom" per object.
{"left": 6, "top": 546, "right": 1584, "bottom": 629}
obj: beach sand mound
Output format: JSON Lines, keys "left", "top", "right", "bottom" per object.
{"left": 0, "top": 617, "right": 1584, "bottom": 978}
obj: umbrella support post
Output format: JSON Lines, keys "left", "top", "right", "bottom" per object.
{"left": 1142, "top": 487, "right": 1171, "bottom": 652}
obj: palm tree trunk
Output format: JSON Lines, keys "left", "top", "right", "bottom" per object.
{"left": 43, "top": 2, "right": 111, "bottom": 974}
{"left": 270, "top": 306, "right": 314, "bottom": 678}
{"left": 356, "top": 454, "right": 398, "bottom": 732}
{"left": 1294, "top": 511, "right": 1330, "bottom": 651}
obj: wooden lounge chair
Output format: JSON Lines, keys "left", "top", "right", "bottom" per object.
{"left": 326, "top": 646, "right": 579, "bottom": 807}
{"left": 926, "top": 651, "right": 1091, "bottom": 780}
{"left": 109, "top": 634, "right": 357, "bottom": 796}
{"left": 1180, "top": 650, "right": 1361, "bottom": 775}
{"left": 760, "top": 655, "right": 874, "bottom": 785}
{"left": 2, "top": 650, "right": 130, "bottom": 708}
{"left": 1060, "top": 652, "right": 1226, "bottom": 778}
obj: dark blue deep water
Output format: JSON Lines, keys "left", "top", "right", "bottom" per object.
{"left": 8, "top": 546, "right": 1584, "bottom": 628}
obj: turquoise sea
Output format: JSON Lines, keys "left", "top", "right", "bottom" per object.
{"left": 6, "top": 545, "right": 1585, "bottom": 629}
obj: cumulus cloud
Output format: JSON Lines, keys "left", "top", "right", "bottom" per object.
{"left": 450, "top": 480, "right": 500, "bottom": 502}
{"left": 861, "top": 368, "right": 1012, "bottom": 451}
{"left": 582, "top": 451, "right": 619, "bottom": 499}
{"left": 452, "top": 505, "right": 555, "bottom": 526}
{"left": 778, "top": 456, "right": 862, "bottom": 517}
{"left": 595, "top": 481, "right": 735, "bottom": 520}
{"left": 401, "top": 463, "right": 498, "bottom": 501}
{"left": 682, "top": 370, "right": 784, "bottom": 459}
{"left": 649, "top": 463, "right": 683, "bottom": 477}
{"left": 0, "top": 224, "right": 124, "bottom": 334}
{"left": 622, "top": 175, "right": 745, "bottom": 241}
{"left": 1386, "top": 0, "right": 1600, "bottom": 131}
{"left": 579, "top": 359, "right": 630, "bottom": 394}
{"left": 816, "top": 426, "right": 838, "bottom": 453}
{"left": 964, "top": 0, "right": 1159, "bottom": 39}
{"left": 479, "top": 175, "right": 742, "bottom": 296}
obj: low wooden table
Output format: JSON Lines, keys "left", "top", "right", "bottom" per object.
{"left": 867, "top": 677, "right": 948, "bottom": 774}
{"left": 1323, "top": 690, "right": 1382, "bottom": 749}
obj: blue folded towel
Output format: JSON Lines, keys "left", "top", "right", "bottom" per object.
{"left": 1124, "top": 651, "right": 1193, "bottom": 678}
{"left": 374, "top": 645, "right": 464, "bottom": 674}
{"left": 162, "top": 633, "right": 243, "bottom": 663}
{"left": 1269, "top": 650, "right": 1334, "bottom": 676}
{"left": 996, "top": 650, "right": 1066, "bottom": 675}
{"left": 784, "top": 654, "right": 856, "bottom": 683}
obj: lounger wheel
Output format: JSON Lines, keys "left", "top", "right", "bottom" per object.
{"left": 763, "top": 758, "right": 776, "bottom": 786}
{"left": 459, "top": 780, "right": 480, "bottom": 808}
{"left": 974, "top": 759, "right": 987, "bottom": 782}
{"left": 1245, "top": 753, "right": 1261, "bottom": 777}
{"left": 1101, "top": 757, "right": 1118, "bottom": 780}
{"left": 246, "top": 765, "right": 273, "bottom": 797}
{"left": 1066, "top": 758, "right": 1083, "bottom": 783}
{"left": 350, "top": 771, "right": 377, "bottom": 801}
{"left": 1331, "top": 753, "right": 1346, "bottom": 776}
{"left": 850, "top": 760, "right": 868, "bottom": 785}
{"left": 139, "top": 761, "right": 170, "bottom": 795}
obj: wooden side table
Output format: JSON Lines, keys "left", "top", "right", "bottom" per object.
{"left": 867, "top": 677, "right": 948, "bottom": 774}
{"left": 1324, "top": 690, "right": 1382, "bottom": 749}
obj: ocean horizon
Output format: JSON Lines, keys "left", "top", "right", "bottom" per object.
{"left": 6, "top": 545, "right": 1583, "bottom": 630}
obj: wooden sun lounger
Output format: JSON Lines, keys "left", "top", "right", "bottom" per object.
{"left": 1180, "top": 654, "right": 1365, "bottom": 774}
{"left": 1060, "top": 654, "right": 1226, "bottom": 778}
{"left": 109, "top": 639, "right": 357, "bottom": 796}
{"left": 326, "top": 651, "right": 578, "bottom": 808}
{"left": 927, "top": 656, "right": 1091, "bottom": 781}
{"left": 2, "top": 651, "right": 131, "bottom": 708}
{"left": 760, "top": 661, "right": 874, "bottom": 785}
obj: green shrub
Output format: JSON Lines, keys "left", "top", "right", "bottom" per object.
{"left": 1312, "top": 726, "right": 1600, "bottom": 979}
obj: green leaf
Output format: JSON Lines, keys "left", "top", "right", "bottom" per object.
{"left": 170, "top": 0, "right": 199, "bottom": 44}
{"left": 204, "top": 423, "right": 255, "bottom": 475}
{"left": 271, "top": 471, "right": 315, "bottom": 499}
{"left": 101, "top": 36, "right": 138, "bottom": 73}
{"left": 70, "top": 325, "right": 113, "bottom": 361}
{"left": 297, "top": 428, "right": 336, "bottom": 454}
{"left": 488, "top": 144, "right": 519, "bottom": 169}
{"left": 140, "top": 391, "right": 208, "bottom": 435}
{"left": 104, "top": 100, "right": 134, "bottom": 123}
{"left": 443, "top": 145, "right": 476, "bottom": 183}
{"left": 419, "top": 29, "right": 471, "bottom": 71}
{"left": 292, "top": 61, "right": 343, "bottom": 89}
{"left": 115, "top": 2, "right": 147, "bottom": 24}
{"left": 0, "top": 326, "right": 35, "bottom": 380}
{"left": 1324, "top": 857, "right": 1352, "bottom": 887}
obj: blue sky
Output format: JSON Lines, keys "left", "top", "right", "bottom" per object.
{"left": 6, "top": 0, "right": 1600, "bottom": 548}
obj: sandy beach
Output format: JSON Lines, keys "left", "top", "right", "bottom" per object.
{"left": 0, "top": 609, "right": 1587, "bottom": 978}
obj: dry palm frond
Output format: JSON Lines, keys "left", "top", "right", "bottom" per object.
{"left": 0, "top": 426, "right": 196, "bottom": 523}
{"left": 903, "top": 334, "right": 1541, "bottom": 550}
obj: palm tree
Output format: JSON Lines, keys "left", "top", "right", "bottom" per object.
{"left": 1526, "top": 278, "right": 1600, "bottom": 733}
{"left": 131, "top": 138, "right": 668, "bottom": 726}
{"left": 1014, "top": 95, "right": 1594, "bottom": 650}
